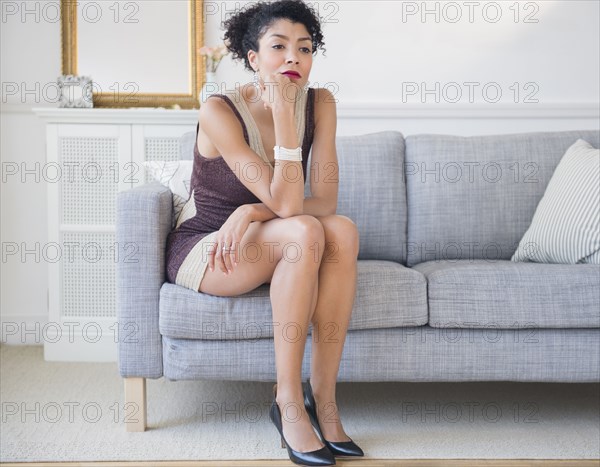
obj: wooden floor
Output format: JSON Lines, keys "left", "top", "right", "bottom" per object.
{"left": 1, "top": 460, "right": 598, "bottom": 466}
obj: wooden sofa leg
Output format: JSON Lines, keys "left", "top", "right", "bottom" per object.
{"left": 124, "top": 377, "right": 147, "bottom": 432}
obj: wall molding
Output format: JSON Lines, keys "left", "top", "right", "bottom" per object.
{"left": 336, "top": 102, "right": 600, "bottom": 120}
{"left": 1, "top": 314, "right": 51, "bottom": 346}
{"left": 1, "top": 102, "right": 597, "bottom": 122}
{"left": 1, "top": 314, "right": 118, "bottom": 362}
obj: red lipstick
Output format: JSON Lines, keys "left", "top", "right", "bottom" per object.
{"left": 282, "top": 70, "right": 301, "bottom": 79}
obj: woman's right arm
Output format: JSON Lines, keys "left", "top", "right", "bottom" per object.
{"left": 199, "top": 96, "right": 303, "bottom": 219}
{"left": 241, "top": 202, "right": 279, "bottom": 223}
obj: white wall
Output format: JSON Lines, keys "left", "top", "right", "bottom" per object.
{"left": 1, "top": 0, "right": 599, "bottom": 342}
{"left": 215, "top": 0, "right": 600, "bottom": 103}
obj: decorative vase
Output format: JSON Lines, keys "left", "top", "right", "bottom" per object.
{"left": 199, "top": 72, "right": 218, "bottom": 105}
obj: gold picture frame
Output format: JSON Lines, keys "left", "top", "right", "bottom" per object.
{"left": 60, "top": 0, "right": 204, "bottom": 109}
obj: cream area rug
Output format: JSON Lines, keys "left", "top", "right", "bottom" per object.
{"left": 1, "top": 345, "right": 598, "bottom": 462}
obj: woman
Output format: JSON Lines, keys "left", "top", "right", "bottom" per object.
{"left": 165, "top": 1, "right": 362, "bottom": 465}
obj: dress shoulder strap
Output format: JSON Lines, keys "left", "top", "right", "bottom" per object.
{"left": 205, "top": 91, "right": 250, "bottom": 146}
{"left": 204, "top": 87, "right": 311, "bottom": 163}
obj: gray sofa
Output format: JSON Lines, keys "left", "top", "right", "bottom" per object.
{"left": 116, "top": 129, "right": 600, "bottom": 431}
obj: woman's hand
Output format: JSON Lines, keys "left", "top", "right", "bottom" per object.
{"left": 209, "top": 206, "right": 252, "bottom": 275}
{"left": 259, "top": 72, "right": 300, "bottom": 113}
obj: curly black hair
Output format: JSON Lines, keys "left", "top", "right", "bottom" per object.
{"left": 223, "top": 0, "right": 326, "bottom": 73}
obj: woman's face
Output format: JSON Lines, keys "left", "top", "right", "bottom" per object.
{"left": 249, "top": 19, "right": 313, "bottom": 91}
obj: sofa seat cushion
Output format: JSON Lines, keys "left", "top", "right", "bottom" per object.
{"left": 159, "top": 260, "right": 427, "bottom": 340}
{"left": 413, "top": 259, "right": 600, "bottom": 329}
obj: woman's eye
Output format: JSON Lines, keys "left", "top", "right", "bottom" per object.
{"left": 272, "top": 45, "right": 312, "bottom": 53}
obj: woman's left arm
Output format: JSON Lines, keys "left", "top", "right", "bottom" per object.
{"left": 241, "top": 88, "right": 339, "bottom": 221}
{"left": 303, "top": 87, "right": 338, "bottom": 217}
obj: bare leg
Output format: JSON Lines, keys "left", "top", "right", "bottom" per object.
{"left": 271, "top": 216, "right": 328, "bottom": 453}
{"left": 309, "top": 215, "right": 360, "bottom": 442}
{"left": 197, "top": 215, "right": 332, "bottom": 452}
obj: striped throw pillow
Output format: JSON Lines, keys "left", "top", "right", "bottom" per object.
{"left": 511, "top": 139, "right": 599, "bottom": 264}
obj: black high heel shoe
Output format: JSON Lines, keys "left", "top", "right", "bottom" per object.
{"left": 269, "top": 383, "right": 336, "bottom": 466}
{"left": 303, "top": 378, "right": 365, "bottom": 457}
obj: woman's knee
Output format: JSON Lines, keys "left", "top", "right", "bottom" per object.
{"left": 319, "top": 214, "right": 360, "bottom": 260}
{"left": 283, "top": 215, "right": 326, "bottom": 263}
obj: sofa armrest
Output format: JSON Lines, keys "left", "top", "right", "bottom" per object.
{"left": 116, "top": 181, "right": 172, "bottom": 378}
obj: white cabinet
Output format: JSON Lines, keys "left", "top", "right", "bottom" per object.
{"left": 33, "top": 108, "right": 198, "bottom": 361}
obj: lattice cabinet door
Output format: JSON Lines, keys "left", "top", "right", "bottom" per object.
{"left": 131, "top": 124, "right": 195, "bottom": 187}
{"left": 45, "top": 124, "right": 131, "bottom": 361}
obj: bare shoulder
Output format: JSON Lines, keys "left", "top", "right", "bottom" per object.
{"left": 312, "top": 87, "right": 337, "bottom": 125}
{"left": 198, "top": 94, "right": 234, "bottom": 127}
{"left": 197, "top": 95, "right": 244, "bottom": 156}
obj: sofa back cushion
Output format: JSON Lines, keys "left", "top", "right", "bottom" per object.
{"left": 405, "top": 130, "right": 600, "bottom": 267}
{"left": 181, "top": 129, "right": 408, "bottom": 263}
{"left": 305, "top": 131, "right": 407, "bottom": 263}
{"left": 180, "top": 130, "right": 196, "bottom": 160}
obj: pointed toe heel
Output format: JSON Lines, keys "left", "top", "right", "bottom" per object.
{"left": 270, "top": 383, "right": 336, "bottom": 466}
{"left": 303, "top": 378, "right": 365, "bottom": 458}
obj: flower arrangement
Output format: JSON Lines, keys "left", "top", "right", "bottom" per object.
{"left": 198, "top": 44, "right": 230, "bottom": 73}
